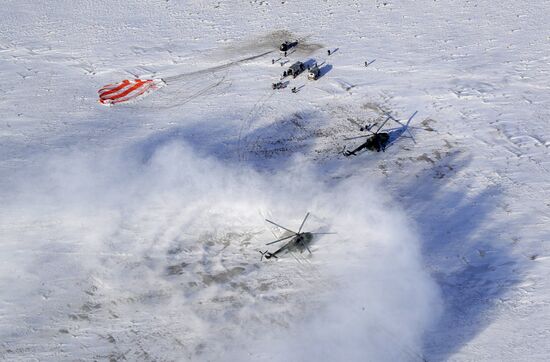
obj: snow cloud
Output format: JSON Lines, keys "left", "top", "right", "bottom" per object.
{"left": 0, "top": 140, "right": 441, "bottom": 361}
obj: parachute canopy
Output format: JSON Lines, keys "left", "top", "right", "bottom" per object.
{"left": 98, "top": 78, "right": 165, "bottom": 105}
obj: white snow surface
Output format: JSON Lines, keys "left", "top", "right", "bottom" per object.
{"left": 1, "top": 1, "right": 549, "bottom": 361}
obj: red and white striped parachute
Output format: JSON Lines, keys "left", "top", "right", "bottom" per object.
{"left": 98, "top": 78, "right": 165, "bottom": 105}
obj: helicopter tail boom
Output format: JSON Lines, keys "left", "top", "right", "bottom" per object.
{"left": 259, "top": 250, "right": 278, "bottom": 261}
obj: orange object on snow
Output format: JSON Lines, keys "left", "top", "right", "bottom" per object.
{"left": 98, "top": 78, "right": 165, "bottom": 105}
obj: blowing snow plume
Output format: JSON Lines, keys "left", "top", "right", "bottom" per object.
{"left": 0, "top": 141, "right": 441, "bottom": 361}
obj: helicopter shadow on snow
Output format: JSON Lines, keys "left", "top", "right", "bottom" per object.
{"left": 238, "top": 111, "right": 324, "bottom": 169}
{"left": 394, "top": 151, "right": 528, "bottom": 360}
{"left": 383, "top": 124, "right": 413, "bottom": 150}
{"left": 133, "top": 110, "right": 325, "bottom": 172}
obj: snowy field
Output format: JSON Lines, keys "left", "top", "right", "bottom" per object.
{"left": 1, "top": 1, "right": 549, "bottom": 361}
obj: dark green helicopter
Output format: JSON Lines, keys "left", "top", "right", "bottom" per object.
{"left": 259, "top": 212, "right": 334, "bottom": 261}
{"left": 279, "top": 40, "right": 298, "bottom": 52}
{"left": 343, "top": 111, "right": 418, "bottom": 156}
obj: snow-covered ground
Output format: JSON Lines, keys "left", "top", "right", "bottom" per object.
{"left": 1, "top": 1, "right": 549, "bottom": 360}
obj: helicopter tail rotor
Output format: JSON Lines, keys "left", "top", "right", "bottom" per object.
{"left": 259, "top": 250, "right": 268, "bottom": 261}
{"left": 342, "top": 146, "right": 355, "bottom": 157}
{"left": 259, "top": 250, "right": 277, "bottom": 261}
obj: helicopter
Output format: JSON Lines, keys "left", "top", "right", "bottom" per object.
{"left": 259, "top": 212, "right": 333, "bottom": 261}
{"left": 343, "top": 111, "right": 418, "bottom": 156}
{"left": 279, "top": 40, "right": 298, "bottom": 52}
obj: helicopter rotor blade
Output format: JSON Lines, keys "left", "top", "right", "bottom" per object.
{"left": 300, "top": 239, "right": 312, "bottom": 254}
{"left": 346, "top": 117, "right": 362, "bottom": 129}
{"left": 266, "top": 233, "right": 296, "bottom": 245}
{"left": 304, "top": 241, "right": 312, "bottom": 254}
{"left": 385, "top": 110, "right": 418, "bottom": 127}
{"left": 407, "top": 110, "right": 419, "bottom": 124}
{"left": 347, "top": 117, "right": 376, "bottom": 135}
{"left": 265, "top": 219, "right": 297, "bottom": 234}
{"left": 344, "top": 135, "right": 370, "bottom": 141}
{"left": 298, "top": 212, "right": 310, "bottom": 234}
{"left": 374, "top": 115, "right": 392, "bottom": 134}
{"left": 384, "top": 112, "right": 402, "bottom": 125}
{"left": 310, "top": 232, "right": 337, "bottom": 235}
{"left": 406, "top": 111, "right": 418, "bottom": 143}
{"left": 362, "top": 123, "right": 377, "bottom": 135}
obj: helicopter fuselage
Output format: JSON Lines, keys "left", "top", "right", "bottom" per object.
{"left": 345, "top": 132, "right": 390, "bottom": 156}
{"left": 265, "top": 232, "right": 313, "bottom": 259}
{"left": 291, "top": 232, "right": 313, "bottom": 253}
{"left": 280, "top": 41, "right": 298, "bottom": 52}
{"left": 364, "top": 132, "right": 390, "bottom": 151}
